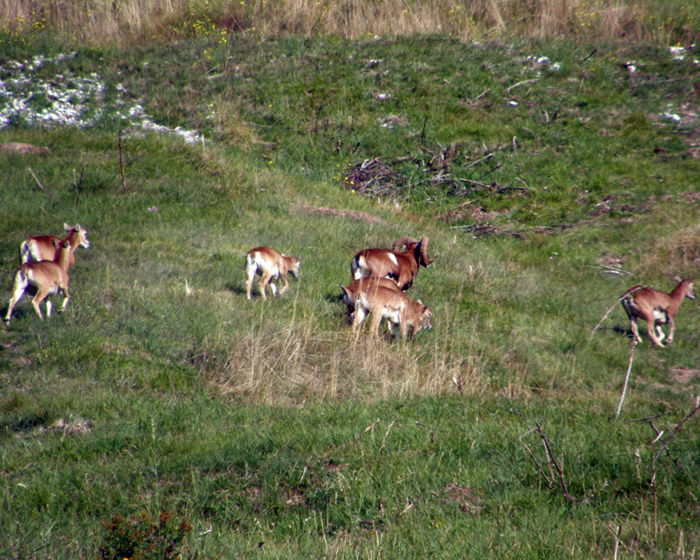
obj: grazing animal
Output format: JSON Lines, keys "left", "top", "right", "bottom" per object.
{"left": 339, "top": 276, "right": 403, "bottom": 323}
{"left": 20, "top": 223, "right": 90, "bottom": 267}
{"left": 351, "top": 236, "right": 434, "bottom": 291}
{"left": 245, "top": 246, "right": 300, "bottom": 301}
{"left": 621, "top": 277, "right": 696, "bottom": 347}
{"left": 340, "top": 279, "right": 432, "bottom": 340}
{"left": 5, "top": 240, "right": 72, "bottom": 324}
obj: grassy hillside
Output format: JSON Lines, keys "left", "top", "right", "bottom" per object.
{"left": 1, "top": 28, "right": 699, "bottom": 559}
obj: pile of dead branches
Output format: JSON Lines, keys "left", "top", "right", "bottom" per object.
{"left": 343, "top": 141, "right": 529, "bottom": 200}
{"left": 343, "top": 157, "right": 405, "bottom": 196}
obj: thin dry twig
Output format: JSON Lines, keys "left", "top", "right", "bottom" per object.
{"left": 519, "top": 427, "right": 552, "bottom": 486}
{"left": 469, "top": 88, "right": 489, "bottom": 104}
{"left": 652, "top": 396, "right": 700, "bottom": 464}
{"left": 590, "top": 286, "right": 643, "bottom": 337}
{"left": 506, "top": 78, "right": 539, "bottom": 94}
{"left": 615, "top": 338, "right": 637, "bottom": 419}
{"left": 379, "top": 419, "right": 396, "bottom": 453}
{"left": 534, "top": 422, "right": 595, "bottom": 503}
{"left": 27, "top": 167, "right": 49, "bottom": 195}
{"left": 355, "top": 419, "right": 380, "bottom": 443}
{"left": 118, "top": 129, "right": 127, "bottom": 192}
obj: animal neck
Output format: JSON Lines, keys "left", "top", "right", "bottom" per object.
{"left": 669, "top": 281, "right": 687, "bottom": 301}
{"left": 64, "top": 230, "right": 80, "bottom": 253}
{"left": 55, "top": 244, "right": 72, "bottom": 272}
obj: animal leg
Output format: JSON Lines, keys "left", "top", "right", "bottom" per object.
{"left": 245, "top": 262, "right": 257, "bottom": 300}
{"left": 352, "top": 307, "right": 367, "bottom": 333}
{"left": 369, "top": 311, "right": 383, "bottom": 337}
{"left": 278, "top": 274, "right": 289, "bottom": 295}
{"left": 259, "top": 272, "right": 273, "bottom": 300}
{"left": 4, "top": 273, "right": 28, "bottom": 323}
{"left": 628, "top": 317, "right": 642, "bottom": 344}
{"left": 31, "top": 289, "right": 49, "bottom": 320}
{"left": 389, "top": 320, "right": 403, "bottom": 340}
{"left": 644, "top": 314, "right": 665, "bottom": 347}
{"left": 400, "top": 320, "right": 409, "bottom": 341}
{"left": 58, "top": 286, "right": 69, "bottom": 313}
{"left": 655, "top": 324, "right": 666, "bottom": 344}
{"left": 666, "top": 318, "right": 676, "bottom": 344}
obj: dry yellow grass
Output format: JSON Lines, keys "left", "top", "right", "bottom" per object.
{"left": 1, "top": 0, "right": 694, "bottom": 46}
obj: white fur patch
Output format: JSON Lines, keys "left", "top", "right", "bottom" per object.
{"left": 388, "top": 253, "right": 398, "bottom": 266}
{"left": 652, "top": 309, "right": 668, "bottom": 323}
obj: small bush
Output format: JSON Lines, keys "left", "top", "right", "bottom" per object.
{"left": 99, "top": 510, "right": 193, "bottom": 560}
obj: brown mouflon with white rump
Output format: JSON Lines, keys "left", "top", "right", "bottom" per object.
{"left": 621, "top": 276, "right": 695, "bottom": 347}
{"left": 5, "top": 240, "right": 72, "bottom": 324}
{"left": 341, "top": 278, "right": 432, "bottom": 340}
{"left": 20, "top": 223, "right": 90, "bottom": 267}
{"left": 350, "top": 236, "right": 434, "bottom": 291}
{"left": 245, "top": 246, "right": 300, "bottom": 301}
{"left": 339, "top": 276, "right": 404, "bottom": 323}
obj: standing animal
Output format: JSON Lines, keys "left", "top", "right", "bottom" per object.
{"left": 20, "top": 223, "right": 90, "bottom": 267}
{"left": 340, "top": 278, "right": 432, "bottom": 340}
{"left": 245, "top": 246, "right": 300, "bottom": 300}
{"left": 4, "top": 240, "right": 72, "bottom": 324}
{"left": 621, "top": 277, "right": 696, "bottom": 347}
{"left": 350, "top": 236, "right": 434, "bottom": 291}
{"left": 339, "top": 276, "right": 403, "bottom": 323}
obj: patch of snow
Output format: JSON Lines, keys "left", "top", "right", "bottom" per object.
{"left": 0, "top": 52, "right": 203, "bottom": 144}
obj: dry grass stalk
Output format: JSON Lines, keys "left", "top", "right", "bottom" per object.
{"left": 1, "top": 0, "right": 685, "bottom": 45}
{"left": 204, "top": 318, "right": 466, "bottom": 405}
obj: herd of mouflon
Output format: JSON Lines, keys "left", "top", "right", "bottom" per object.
{"left": 3, "top": 225, "right": 695, "bottom": 345}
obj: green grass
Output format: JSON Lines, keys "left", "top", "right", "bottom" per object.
{"left": 1, "top": 31, "right": 699, "bottom": 559}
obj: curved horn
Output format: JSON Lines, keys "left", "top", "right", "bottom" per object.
{"left": 393, "top": 237, "right": 418, "bottom": 253}
{"left": 418, "top": 236, "right": 434, "bottom": 267}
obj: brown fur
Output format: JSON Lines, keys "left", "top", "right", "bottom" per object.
{"left": 5, "top": 241, "right": 72, "bottom": 324}
{"left": 350, "top": 236, "right": 434, "bottom": 291}
{"left": 20, "top": 223, "right": 90, "bottom": 267}
{"left": 621, "top": 277, "right": 695, "bottom": 347}
{"left": 341, "top": 279, "right": 432, "bottom": 340}
{"left": 245, "top": 246, "right": 300, "bottom": 300}
{"left": 339, "top": 276, "right": 403, "bottom": 323}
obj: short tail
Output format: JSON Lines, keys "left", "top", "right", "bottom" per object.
{"left": 351, "top": 255, "right": 364, "bottom": 279}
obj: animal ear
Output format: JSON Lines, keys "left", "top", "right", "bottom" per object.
{"left": 64, "top": 223, "right": 72, "bottom": 231}
{"left": 672, "top": 275, "right": 682, "bottom": 283}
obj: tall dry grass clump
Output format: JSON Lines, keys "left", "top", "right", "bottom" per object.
{"left": 200, "top": 314, "right": 486, "bottom": 406}
{"left": 2, "top": 0, "right": 696, "bottom": 45}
